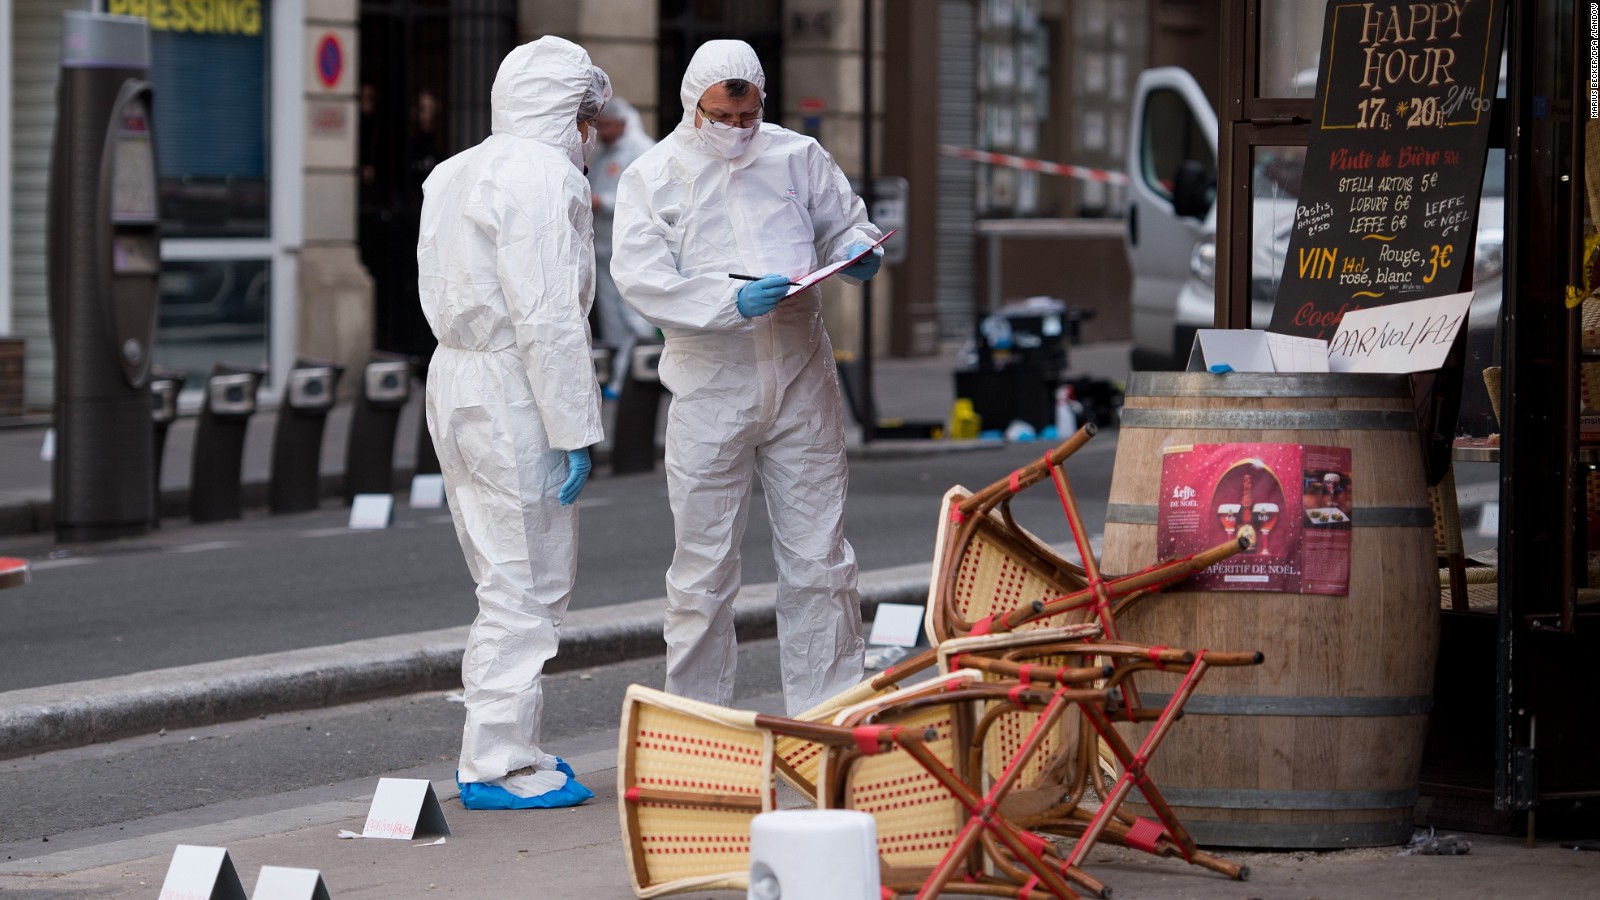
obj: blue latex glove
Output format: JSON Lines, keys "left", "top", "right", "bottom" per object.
{"left": 841, "top": 243, "right": 882, "bottom": 280}
{"left": 736, "top": 274, "right": 791, "bottom": 318}
{"left": 559, "top": 448, "right": 591, "bottom": 506}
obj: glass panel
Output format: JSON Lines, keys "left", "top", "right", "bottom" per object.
{"left": 153, "top": 259, "right": 271, "bottom": 383}
{"left": 1460, "top": 147, "right": 1506, "bottom": 435}
{"left": 1258, "top": 0, "right": 1327, "bottom": 98}
{"left": 1249, "top": 145, "right": 1305, "bottom": 325}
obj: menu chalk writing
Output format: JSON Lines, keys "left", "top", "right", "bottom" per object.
{"left": 1269, "top": 0, "right": 1504, "bottom": 339}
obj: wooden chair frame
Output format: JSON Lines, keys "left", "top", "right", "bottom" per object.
{"left": 918, "top": 428, "right": 1264, "bottom": 888}
{"left": 819, "top": 679, "right": 1115, "bottom": 900}
{"left": 936, "top": 634, "right": 1262, "bottom": 888}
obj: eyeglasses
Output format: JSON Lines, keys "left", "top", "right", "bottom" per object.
{"left": 697, "top": 103, "right": 763, "bottom": 129}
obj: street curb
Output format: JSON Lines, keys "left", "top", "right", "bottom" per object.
{"left": 0, "top": 562, "right": 932, "bottom": 760}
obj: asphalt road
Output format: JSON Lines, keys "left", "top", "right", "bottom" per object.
{"left": 0, "top": 438, "right": 1119, "bottom": 692}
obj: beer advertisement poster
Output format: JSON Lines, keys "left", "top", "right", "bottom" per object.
{"left": 1158, "top": 443, "right": 1354, "bottom": 595}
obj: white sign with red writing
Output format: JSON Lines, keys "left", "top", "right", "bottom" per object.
{"left": 360, "top": 777, "right": 452, "bottom": 840}
{"left": 157, "top": 845, "right": 247, "bottom": 900}
{"left": 1325, "top": 291, "right": 1472, "bottom": 374}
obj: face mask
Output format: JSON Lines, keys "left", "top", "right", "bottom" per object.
{"left": 582, "top": 125, "right": 599, "bottom": 163}
{"left": 697, "top": 119, "right": 760, "bottom": 159}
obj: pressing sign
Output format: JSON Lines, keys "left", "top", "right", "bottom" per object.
{"left": 157, "top": 844, "right": 248, "bottom": 900}
{"left": 1326, "top": 292, "right": 1471, "bottom": 373}
{"left": 360, "top": 777, "right": 452, "bottom": 840}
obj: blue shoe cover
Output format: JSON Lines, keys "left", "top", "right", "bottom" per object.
{"left": 602, "top": 386, "right": 621, "bottom": 401}
{"left": 456, "top": 758, "right": 594, "bottom": 810}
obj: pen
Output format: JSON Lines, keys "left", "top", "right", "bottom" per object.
{"left": 728, "top": 273, "right": 802, "bottom": 286}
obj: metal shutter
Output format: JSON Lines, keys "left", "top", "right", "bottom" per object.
{"left": 12, "top": 0, "right": 69, "bottom": 409}
{"left": 936, "top": 0, "right": 977, "bottom": 343}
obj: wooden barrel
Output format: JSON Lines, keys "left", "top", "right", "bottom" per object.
{"left": 1102, "top": 372, "right": 1438, "bottom": 849}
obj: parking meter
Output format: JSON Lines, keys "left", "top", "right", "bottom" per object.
{"left": 148, "top": 368, "right": 185, "bottom": 525}
{"left": 611, "top": 342, "right": 665, "bottom": 475}
{"left": 190, "top": 364, "right": 263, "bottom": 523}
{"left": 269, "top": 360, "right": 343, "bottom": 514}
{"left": 344, "top": 356, "right": 411, "bottom": 502}
{"left": 48, "top": 12, "right": 160, "bottom": 542}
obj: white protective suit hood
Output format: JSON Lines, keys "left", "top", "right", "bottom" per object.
{"left": 678, "top": 39, "right": 768, "bottom": 160}
{"left": 492, "top": 36, "right": 601, "bottom": 170}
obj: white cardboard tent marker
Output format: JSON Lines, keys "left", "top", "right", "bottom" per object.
{"left": 348, "top": 493, "right": 394, "bottom": 529}
{"left": 252, "top": 865, "right": 334, "bottom": 900}
{"left": 1190, "top": 329, "right": 1329, "bottom": 373}
{"left": 868, "top": 603, "right": 925, "bottom": 648}
{"left": 409, "top": 473, "right": 445, "bottom": 509}
{"left": 157, "top": 844, "right": 248, "bottom": 900}
{"left": 1326, "top": 291, "right": 1473, "bottom": 374}
{"left": 358, "top": 777, "right": 451, "bottom": 840}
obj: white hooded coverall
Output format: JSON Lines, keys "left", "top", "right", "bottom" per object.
{"left": 611, "top": 40, "right": 878, "bottom": 714}
{"left": 416, "top": 36, "right": 604, "bottom": 786}
{"left": 586, "top": 97, "right": 657, "bottom": 393}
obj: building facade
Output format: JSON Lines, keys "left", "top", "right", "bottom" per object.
{"left": 1, "top": 0, "right": 1218, "bottom": 411}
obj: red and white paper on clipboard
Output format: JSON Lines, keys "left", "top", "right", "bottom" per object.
{"left": 785, "top": 229, "right": 898, "bottom": 297}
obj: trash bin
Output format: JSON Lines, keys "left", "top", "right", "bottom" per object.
{"left": 190, "top": 364, "right": 263, "bottom": 523}
{"left": 269, "top": 360, "right": 343, "bottom": 514}
{"left": 955, "top": 297, "right": 1087, "bottom": 431}
{"left": 148, "top": 369, "right": 185, "bottom": 526}
{"left": 610, "top": 341, "right": 664, "bottom": 475}
{"left": 343, "top": 355, "right": 411, "bottom": 502}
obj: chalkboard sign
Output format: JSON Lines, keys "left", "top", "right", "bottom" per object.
{"left": 1269, "top": 0, "right": 1505, "bottom": 339}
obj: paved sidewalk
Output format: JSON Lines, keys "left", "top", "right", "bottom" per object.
{"left": 2, "top": 729, "right": 1595, "bottom": 899}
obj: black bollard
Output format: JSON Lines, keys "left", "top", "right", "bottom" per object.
{"left": 269, "top": 360, "right": 343, "bottom": 514}
{"left": 148, "top": 369, "right": 185, "bottom": 527}
{"left": 610, "top": 342, "right": 665, "bottom": 475}
{"left": 190, "top": 364, "right": 263, "bottom": 523}
{"left": 410, "top": 356, "right": 441, "bottom": 477}
{"left": 343, "top": 356, "right": 411, "bottom": 502}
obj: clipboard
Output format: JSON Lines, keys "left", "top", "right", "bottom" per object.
{"left": 786, "top": 229, "right": 898, "bottom": 297}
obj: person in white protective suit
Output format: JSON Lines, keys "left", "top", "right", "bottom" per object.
{"left": 586, "top": 97, "right": 657, "bottom": 398}
{"left": 416, "top": 35, "right": 609, "bottom": 810}
{"left": 611, "top": 39, "right": 884, "bottom": 715}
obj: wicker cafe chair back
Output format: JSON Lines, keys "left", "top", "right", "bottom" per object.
{"left": 618, "top": 686, "right": 775, "bottom": 898}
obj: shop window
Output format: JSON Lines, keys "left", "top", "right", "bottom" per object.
{"left": 153, "top": 258, "right": 271, "bottom": 384}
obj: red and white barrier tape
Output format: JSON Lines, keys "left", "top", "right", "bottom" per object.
{"left": 939, "top": 144, "right": 1129, "bottom": 186}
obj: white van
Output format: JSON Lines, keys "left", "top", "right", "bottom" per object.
{"left": 1122, "top": 67, "right": 1505, "bottom": 431}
